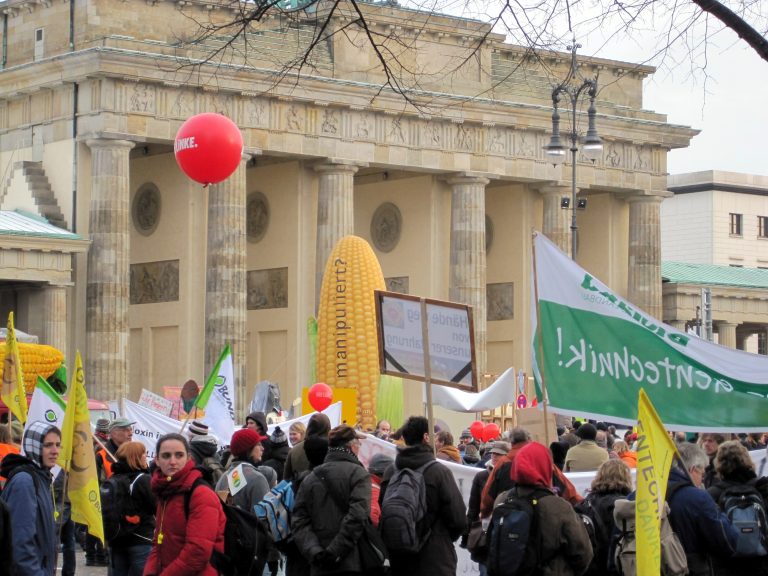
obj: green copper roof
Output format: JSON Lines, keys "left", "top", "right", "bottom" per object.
{"left": 0, "top": 210, "right": 81, "bottom": 240}
{"left": 662, "top": 261, "right": 768, "bottom": 289}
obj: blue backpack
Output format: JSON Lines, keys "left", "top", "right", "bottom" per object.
{"left": 253, "top": 479, "right": 295, "bottom": 543}
{"left": 486, "top": 487, "right": 550, "bottom": 576}
{"left": 720, "top": 484, "right": 768, "bottom": 557}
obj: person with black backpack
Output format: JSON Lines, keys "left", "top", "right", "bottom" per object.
{"left": 379, "top": 416, "right": 467, "bottom": 576}
{"left": 485, "top": 441, "right": 593, "bottom": 576}
{"left": 104, "top": 441, "right": 155, "bottom": 576}
{"left": 575, "top": 459, "right": 633, "bottom": 575}
{"left": 707, "top": 440, "right": 768, "bottom": 576}
{"left": 144, "top": 433, "right": 226, "bottom": 576}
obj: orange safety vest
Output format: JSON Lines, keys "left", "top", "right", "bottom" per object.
{"left": 98, "top": 448, "right": 115, "bottom": 478}
{"left": 0, "top": 443, "right": 21, "bottom": 483}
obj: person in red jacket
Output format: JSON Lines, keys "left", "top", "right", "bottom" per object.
{"left": 143, "top": 433, "right": 226, "bottom": 576}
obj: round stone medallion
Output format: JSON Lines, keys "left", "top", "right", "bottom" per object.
{"left": 247, "top": 191, "right": 270, "bottom": 243}
{"left": 371, "top": 202, "right": 402, "bottom": 253}
{"left": 132, "top": 183, "right": 161, "bottom": 236}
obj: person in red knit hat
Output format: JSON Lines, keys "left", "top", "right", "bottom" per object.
{"left": 215, "top": 428, "right": 274, "bottom": 510}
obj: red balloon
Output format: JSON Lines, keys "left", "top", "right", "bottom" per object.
{"left": 469, "top": 420, "right": 484, "bottom": 441}
{"left": 482, "top": 423, "right": 501, "bottom": 443}
{"left": 308, "top": 382, "right": 333, "bottom": 412}
{"left": 174, "top": 113, "right": 243, "bottom": 185}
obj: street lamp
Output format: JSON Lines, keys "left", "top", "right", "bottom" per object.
{"left": 544, "top": 42, "right": 603, "bottom": 260}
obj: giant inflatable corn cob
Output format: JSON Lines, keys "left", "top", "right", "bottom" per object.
{"left": 0, "top": 343, "right": 64, "bottom": 394}
{"left": 316, "top": 235, "right": 385, "bottom": 429}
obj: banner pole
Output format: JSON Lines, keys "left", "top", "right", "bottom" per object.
{"left": 531, "top": 231, "right": 550, "bottom": 448}
{"left": 420, "top": 299, "right": 436, "bottom": 455}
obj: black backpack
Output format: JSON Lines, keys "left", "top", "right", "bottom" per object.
{"left": 575, "top": 493, "right": 615, "bottom": 576}
{"left": 100, "top": 473, "right": 144, "bottom": 542}
{"left": 719, "top": 483, "right": 768, "bottom": 558}
{"left": 184, "top": 477, "right": 273, "bottom": 576}
{"left": 486, "top": 487, "right": 551, "bottom": 576}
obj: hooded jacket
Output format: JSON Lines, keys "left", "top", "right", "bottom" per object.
{"left": 510, "top": 443, "right": 593, "bottom": 576}
{"left": 0, "top": 421, "right": 58, "bottom": 576}
{"left": 380, "top": 443, "right": 467, "bottom": 576}
{"left": 144, "top": 460, "right": 226, "bottom": 576}
{"left": 245, "top": 411, "right": 274, "bottom": 463}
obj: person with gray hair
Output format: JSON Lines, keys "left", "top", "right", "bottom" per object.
{"left": 666, "top": 442, "right": 738, "bottom": 576}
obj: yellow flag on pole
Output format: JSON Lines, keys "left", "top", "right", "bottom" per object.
{"left": 636, "top": 388, "right": 679, "bottom": 576}
{"left": 1, "top": 312, "right": 28, "bottom": 424}
{"left": 57, "top": 351, "right": 104, "bottom": 544}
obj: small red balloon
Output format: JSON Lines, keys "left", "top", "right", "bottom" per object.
{"left": 308, "top": 382, "right": 333, "bottom": 412}
{"left": 174, "top": 113, "right": 243, "bottom": 185}
{"left": 482, "top": 423, "right": 501, "bottom": 443}
{"left": 470, "top": 420, "right": 484, "bottom": 441}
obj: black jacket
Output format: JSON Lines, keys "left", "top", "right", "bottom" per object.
{"left": 380, "top": 444, "right": 467, "bottom": 576}
{"left": 292, "top": 447, "right": 371, "bottom": 575}
{"left": 109, "top": 461, "right": 156, "bottom": 547}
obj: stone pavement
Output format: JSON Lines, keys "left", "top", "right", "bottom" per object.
{"left": 64, "top": 549, "right": 108, "bottom": 576}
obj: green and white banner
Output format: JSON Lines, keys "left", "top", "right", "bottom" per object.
{"left": 25, "top": 376, "right": 66, "bottom": 432}
{"left": 532, "top": 232, "right": 768, "bottom": 432}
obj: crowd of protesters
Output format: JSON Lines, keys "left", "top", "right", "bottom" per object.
{"left": 1, "top": 413, "right": 768, "bottom": 576}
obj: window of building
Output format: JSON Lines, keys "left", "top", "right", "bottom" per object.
{"left": 759, "top": 216, "right": 768, "bottom": 238}
{"left": 730, "top": 213, "right": 743, "bottom": 236}
{"left": 34, "top": 28, "right": 44, "bottom": 61}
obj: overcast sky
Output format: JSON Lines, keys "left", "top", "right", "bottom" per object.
{"left": 575, "top": 13, "right": 768, "bottom": 178}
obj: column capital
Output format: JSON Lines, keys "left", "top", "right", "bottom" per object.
{"left": 445, "top": 172, "right": 491, "bottom": 186}
{"left": 626, "top": 191, "right": 672, "bottom": 204}
{"left": 85, "top": 138, "right": 135, "bottom": 151}
{"left": 312, "top": 159, "right": 367, "bottom": 174}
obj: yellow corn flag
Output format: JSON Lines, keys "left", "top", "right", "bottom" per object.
{"left": 57, "top": 351, "right": 104, "bottom": 543}
{"left": 636, "top": 388, "right": 679, "bottom": 576}
{"left": 1, "top": 312, "right": 28, "bottom": 424}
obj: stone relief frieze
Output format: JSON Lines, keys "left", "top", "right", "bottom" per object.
{"left": 633, "top": 146, "right": 651, "bottom": 171}
{"left": 207, "top": 94, "right": 235, "bottom": 120}
{"left": 385, "top": 276, "right": 409, "bottom": 294}
{"left": 486, "top": 127, "right": 507, "bottom": 154}
{"left": 128, "top": 83, "right": 156, "bottom": 114}
{"left": 285, "top": 104, "right": 305, "bottom": 132}
{"left": 371, "top": 202, "right": 402, "bottom": 253}
{"left": 455, "top": 124, "right": 476, "bottom": 151}
{"left": 514, "top": 131, "right": 536, "bottom": 158}
{"left": 245, "top": 99, "right": 268, "bottom": 128}
{"left": 246, "top": 191, "right": 269, "bottom": 243}
{"left": 487, "top": 282, "right": 514, "bottom": 321}
{"left": 132, "top": 183, "right": 161, "bottom": 236}
{"left": 321, "top": 108, "right": 340, "bottom": 135}
{"left": 387, "top": 117, "right": 406, "bottom": 144}
{"left": 353, "top": 112, "right": 372, "bottom": 140}
{"left": 130, "top": 260, "right": 179, "bottom": 305}
{"left": 605, "top": 142, "right": 622, "bottom": 167}
{"left": 247, "top": 267, "right": 288, "bottom": 310}
{"left": 170, "top": 90, "right": 194, "bottom": 119}
{"left": 424, "top": 121, "right": 443, "bottom": 148}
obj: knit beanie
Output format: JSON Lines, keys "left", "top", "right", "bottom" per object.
{"left": 95, "top": 418, "right": 110, "bottom": 434}
{"left": 270, "top": 426, "right": 288, "bottom": 447}
{"left": 188, "top": 420, "right": 209, "bottom": 437}
{"left": 230, "top": 428, "right": 267, "bottom": 458}
{"left": 190, "top": 434, "right": 218, "bottom": 447}
{"left": 245, "top": 412, "right": 268, "bottom": 435}
{"left": 368, "top": 453, "right": 394, "bottom": 477}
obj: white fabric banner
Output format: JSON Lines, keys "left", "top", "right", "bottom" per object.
{"left": 25, "top": 378, "right": 66, "bottom": 432}
{"left": 266, "top": 402, "right": 343, "bottom": 444}
{"left": 122, "top": 399, "right": 184, "bottom": 460}
{"left": 429, "top": 367, "right": 520, "bottom": 412}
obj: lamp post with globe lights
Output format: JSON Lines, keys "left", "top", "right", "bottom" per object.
{"left": 544, "top": 42, "right": 603, "bottom": 260}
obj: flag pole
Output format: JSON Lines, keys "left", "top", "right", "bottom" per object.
{"left": 531, "top": 230, "right": 551, "bottom": 447}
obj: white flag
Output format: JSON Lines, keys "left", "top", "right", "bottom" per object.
{"left": 202, "top": 346, "right": 236, "bottom": 445}
{"left": 25, "top": 376, "right": 66, "bottom": 432}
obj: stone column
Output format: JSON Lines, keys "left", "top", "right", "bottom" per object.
{"left": 314, "top": 161, "right": 359, "bottom": 310}
{"left": 205, "top": 156, "right": 248, "bottom": 400}
{"left": 43, "top": 284, "right": 68, "bottom": 358}
{"left": 538, "top": 184, "right": 573, "bottom": 256}
{"left": 86, "top": 138, "right": 134, "bottom": 400}
{"left": 627, "top": 194, "right": 665, "bottom": 320}
{"left": 717, "top": 321, "right": 738, "bottom": 349}
{"left": 736, "top": 331, "right": 748, "bottom": 351}
{"left": 448, "top": 173, "right": 490, "bottom": 380}
{"left": 667, "top": 320, "right": 686, "bottom": 332}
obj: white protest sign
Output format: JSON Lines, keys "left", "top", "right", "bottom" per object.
{"left": 122, "top": 399, "right": 185, "bottom": 460}
{"left": 227, "top": 463, "right": 248, "bottom": 496}
{"left": 376, "top": 291, "right": 476, "bottom": 391}
{"left": 138, "top": 388, "right": 174, "bottom": 417}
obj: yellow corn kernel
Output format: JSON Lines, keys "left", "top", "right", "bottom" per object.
{"left": 0, "top": 343, "right": 65, "bottom": 394}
